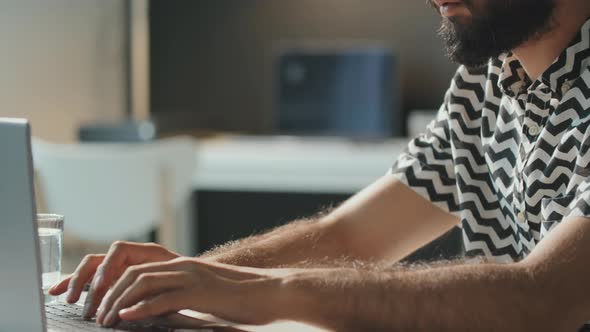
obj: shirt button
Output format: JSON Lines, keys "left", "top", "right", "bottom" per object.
{"left": 528, "top": 124, "right": 541, "bottom": 136}
{"left": 561, "top": 82, "right": 571, "bottom": 95}
{"left": 517, "top": 211, "right": 526, "bottom": 224}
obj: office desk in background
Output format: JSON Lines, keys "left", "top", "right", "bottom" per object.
{"left": 191, "top": 136, "right": 406, "bottom": 254}
{"left": 193, "top": 136, "right": 405, "bottom": 194}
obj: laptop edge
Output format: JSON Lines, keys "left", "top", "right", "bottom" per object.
{"left": 0, "top": 118, "right": 46, "bottom": 331}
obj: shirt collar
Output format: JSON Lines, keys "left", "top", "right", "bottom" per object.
{"left": 498, "top": 16, "right": 590, "bottom": 98}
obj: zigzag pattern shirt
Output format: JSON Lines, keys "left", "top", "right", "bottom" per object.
{"left": 392, "top": 18, "right": 590, "bottom": 263}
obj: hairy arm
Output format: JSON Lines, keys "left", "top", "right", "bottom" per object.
{"left": 199, "top": 218, "right": 329, "bottom": 267}
{"left": 200, "top": 176, "right": 459, "bottom": 268}
{"left": 279, "top": 216, "right": 590, "bottom": 331}
{"left": 51, "top": 176, "right": 459, "bottom": 318}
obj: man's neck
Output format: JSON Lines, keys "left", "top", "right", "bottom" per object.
{"left": 513, "top": 1, "right": 590, "bottom": 81}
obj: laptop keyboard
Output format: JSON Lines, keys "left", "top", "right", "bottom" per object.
{"left": 46, "top": 303, "right": 174, "bottom": 331}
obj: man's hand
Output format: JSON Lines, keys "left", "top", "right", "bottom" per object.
{"left": 48, "top": 241, "right": 180, "bottom": 319}
{"left": 96, "top": 258, "right": 291, "bottom": 327}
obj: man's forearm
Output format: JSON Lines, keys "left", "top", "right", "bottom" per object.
{"left": 199, "top": 216, "right": 348, "bottom": 268}
{"left": 199, "top": 177, "right": 461, "bottom": 269}
{"left": 279, "top": 262, "right": 575, "bottom": 332}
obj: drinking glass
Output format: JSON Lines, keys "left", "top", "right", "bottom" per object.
{"left": 37, "top": 213, "right": 64, "bottom": 304}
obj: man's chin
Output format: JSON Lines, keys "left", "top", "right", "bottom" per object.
{"left": 448, "top": 47, "right": 496, "bottom": 68}
{"left": 444, "top": 15, "right": 473, "bottom": 30}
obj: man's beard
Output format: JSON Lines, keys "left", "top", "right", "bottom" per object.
{"left": 433, "top": 0, "right": 556, "bottom": 68}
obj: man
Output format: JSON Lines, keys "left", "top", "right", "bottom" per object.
{"left": 50, "top": 0, "right": 590, "bottom": 330}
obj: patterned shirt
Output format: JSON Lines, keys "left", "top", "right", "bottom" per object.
{"left": 392, "top": 18, "right": 590, "bottom": 262}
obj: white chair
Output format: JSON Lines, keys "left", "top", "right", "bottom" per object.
{"left": 149, "top": 137, "right": 197, "bottom": 255}
{"left": 32, "top": 137, "right": 196, "bottom": 259}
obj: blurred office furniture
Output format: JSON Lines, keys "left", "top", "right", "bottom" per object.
{"left": 192, "top": 136, "right": 462, "bottom": 261}
{"left": 78, "top": 120, "right": 157, "bottom": 143}
{"left": 275, "top": 45, "right": 400, "bottom": 137}
{"left": 32, "top": 137, "right": 196, "bottom": 257}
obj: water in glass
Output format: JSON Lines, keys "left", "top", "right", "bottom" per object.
{"left": 39, "top": 227, "right": 63, "bottom": 304}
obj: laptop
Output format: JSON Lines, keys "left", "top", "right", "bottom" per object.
{"left": 0, "top": 118, "right": 235, "bottom": 331}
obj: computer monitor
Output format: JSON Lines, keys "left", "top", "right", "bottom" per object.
{"left": 275, "top": 46, "right": 400, "bottom": 137}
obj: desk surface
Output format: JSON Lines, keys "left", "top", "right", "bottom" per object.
{"left": 179, "top": 310, "right": 329, "bottom": 332}
{"left": 193, "top": 136, "right": 409, "bottom": 194}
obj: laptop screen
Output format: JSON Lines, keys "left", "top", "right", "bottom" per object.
{"left": 0, "top": 118, "right": 46, "bottom": 331}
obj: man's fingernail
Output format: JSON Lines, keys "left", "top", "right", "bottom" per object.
{"left": 92, "top": 275, "right": 102, "bottom": 289}
{"left": 97, "top": 305, "right": 106, "bottom": 324}
{"left": 66, "top": 284, "right": 75, "bottom": 301}
{"left": 97, "top": 295, "right": 107, "bottom": 317}
{"left": 103, "top": 311, "right": 116, "bottom": 327}
{"left": 82, "top": 307, "right": 91, "bottom": 320}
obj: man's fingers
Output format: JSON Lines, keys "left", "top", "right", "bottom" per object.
{"left": 84, "top": 241, "right": 181, "bottom": 320}
{"left": 66, "top": 254, "right": 104, "bottom": 303}
{"left": 84, "top": 262, "right": 124, "bottom": 320}
{"left": 82, "top": 273, "right": 110, "bottom": 320}
{"left": 84, "top": 242, "right": 143, "bottom": 319}
{"left": 97, "top": 259, "right": 194, "bottom": 325}
{"left": 48, "top": 276, "right": 71, "bottom": 296}
{"left": 101, "top": 272, "right": 191, "bottom": 327}
{"left": 89, "top": 242, "right": 133, "bottom": 293}
{"left": 118, "top": 290, "right": 190, "bottom": 323}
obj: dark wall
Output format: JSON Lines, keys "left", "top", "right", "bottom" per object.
{"left": 150, "top": 0, "right": 459, "bottom": 134}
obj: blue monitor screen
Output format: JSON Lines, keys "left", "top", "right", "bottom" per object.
{"left": 276, "top": 48, "right": 400, "bottom": 138}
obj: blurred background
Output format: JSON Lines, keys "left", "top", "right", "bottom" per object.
{"left": 1, "top": 0, "right": 461, "bottom": 272}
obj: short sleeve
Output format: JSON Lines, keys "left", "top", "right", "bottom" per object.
{"left": 389, "top": 90, "right": 461, "bottom": 216}
{"left": 563, "top": 133, "right": 590, "bottom": 220}
{"left": 565, "top": 185, "right": 590, "bottom": 220}
{"left": 542, "top": 124, "right": 590, "bottom": 226}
